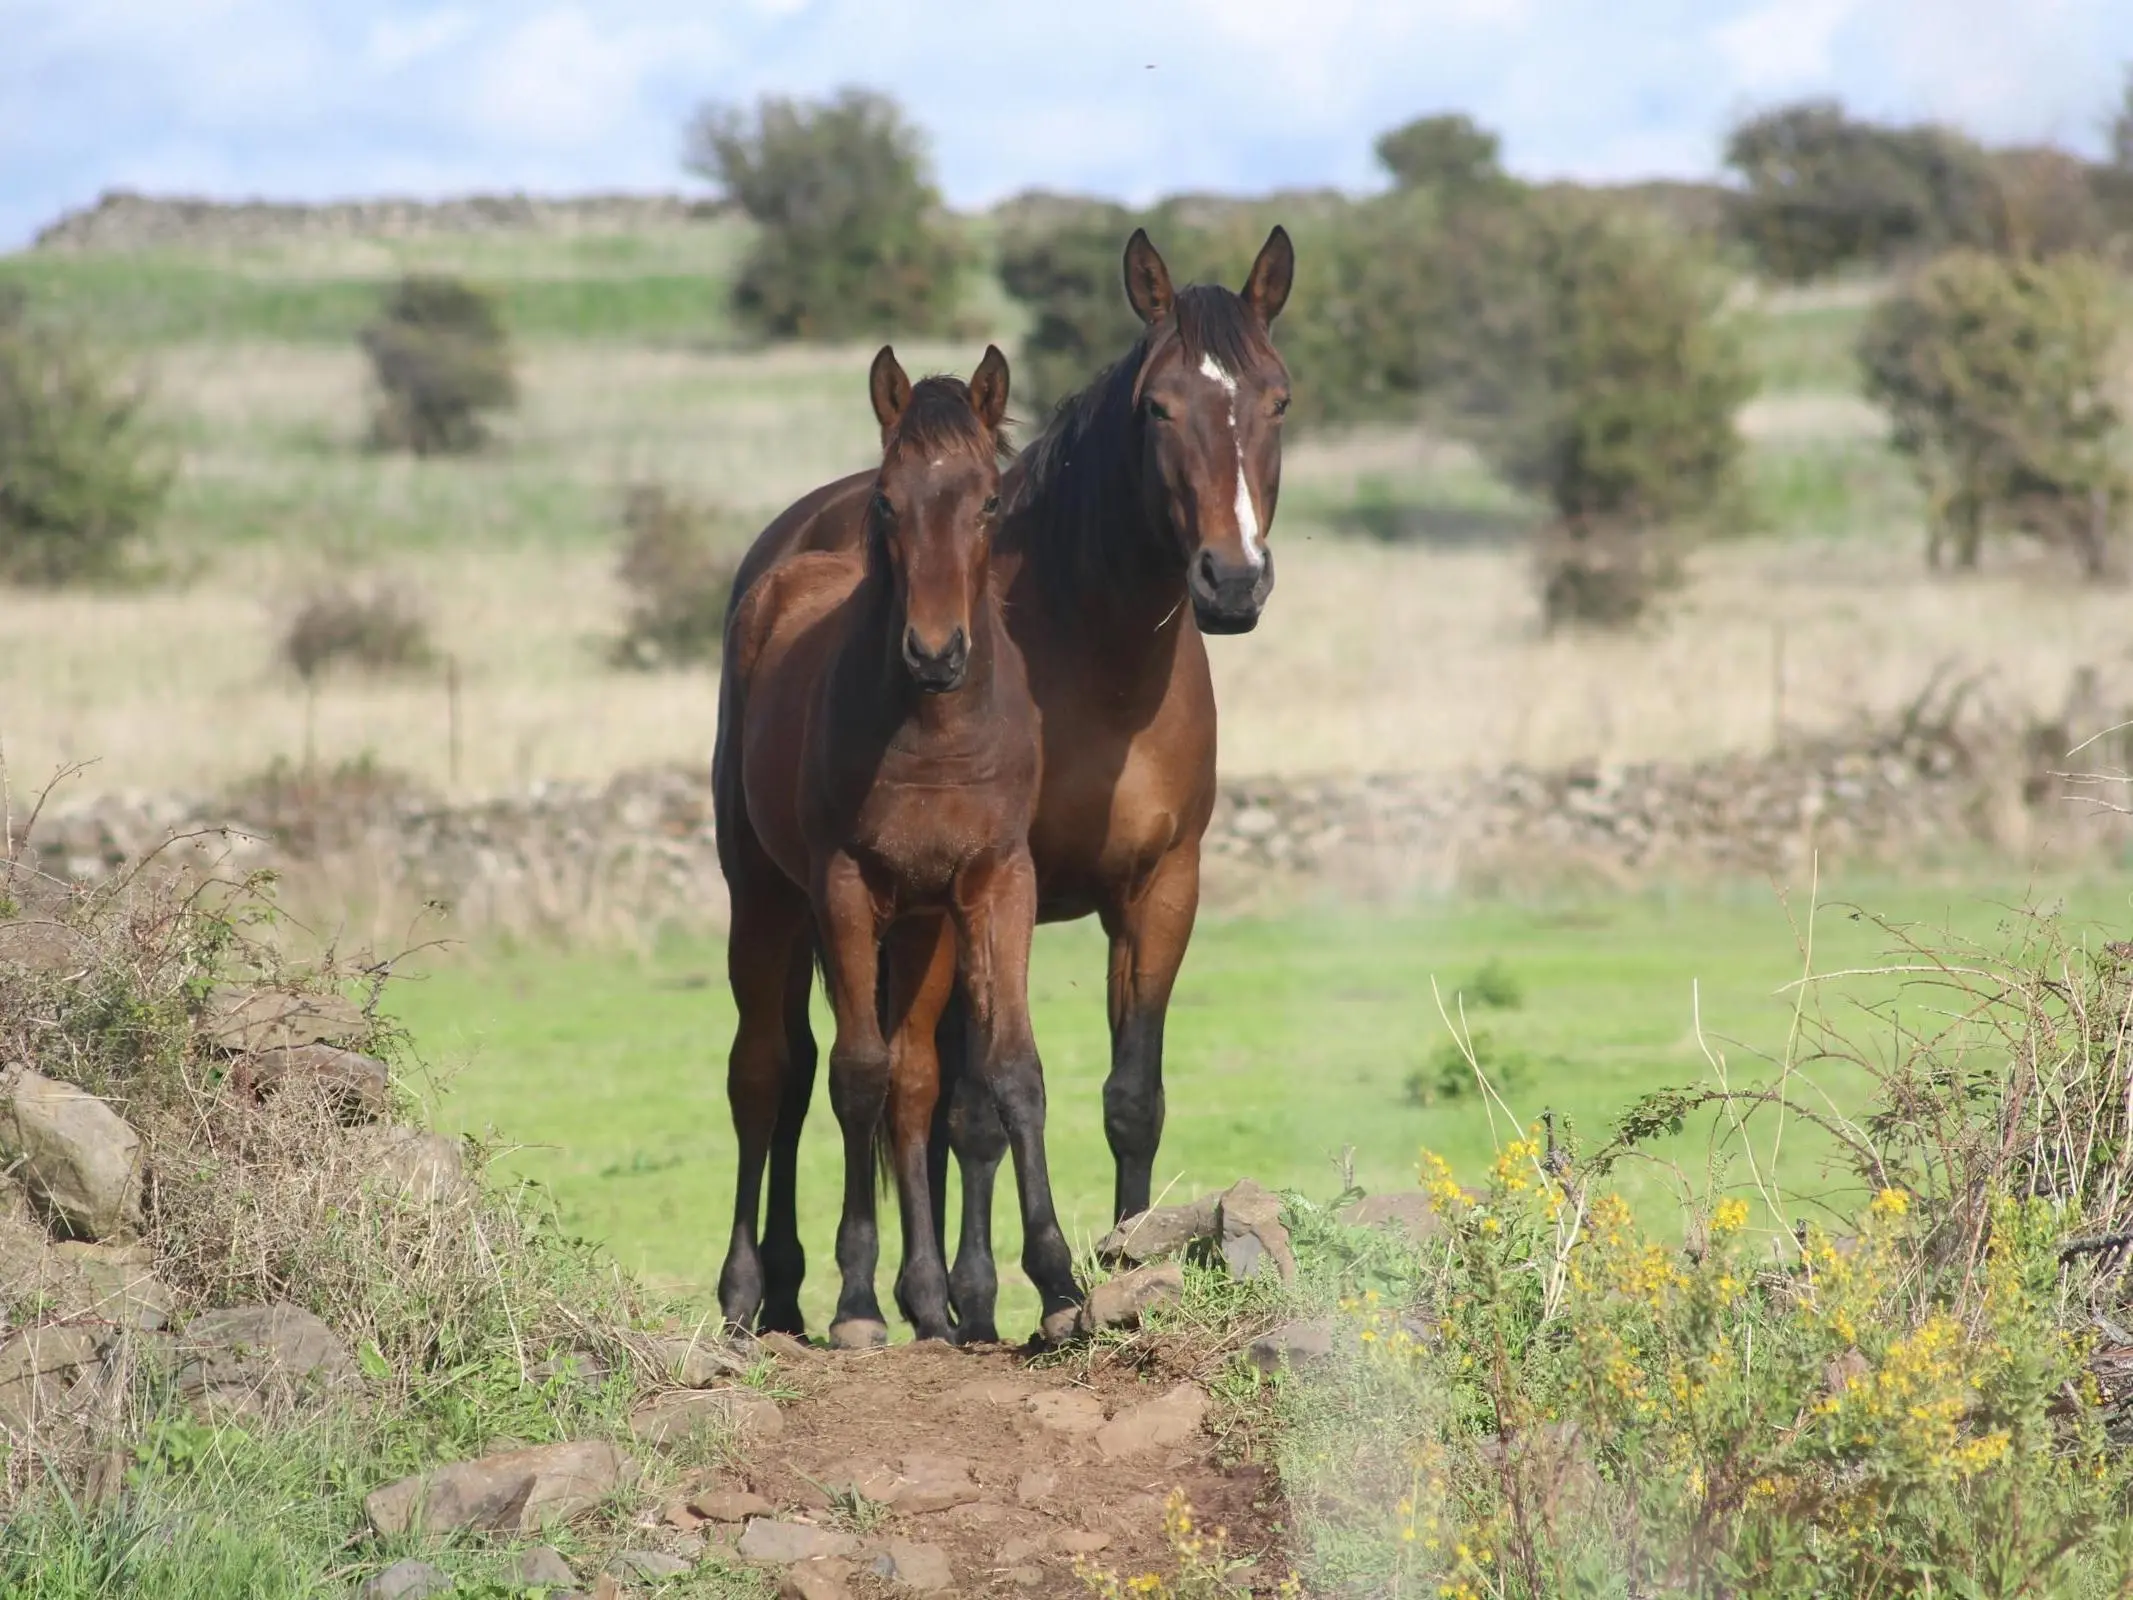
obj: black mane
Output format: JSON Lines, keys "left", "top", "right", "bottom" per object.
{"left": 1009, "top": 286, "right": 1275, "bottom": 605}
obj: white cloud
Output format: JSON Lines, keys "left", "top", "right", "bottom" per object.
{"left": 368, "top": 8, "right": 476, "bottom": 70}
{"left": 1712, "top": 0, "right": 1860, "bottom": 95}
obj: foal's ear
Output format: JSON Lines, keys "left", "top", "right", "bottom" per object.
{"left": 969, "top": 344, "right": 1010, "bottom": 432}
{"left": 1122, "top": 228, "right": 1174, "bottom": 325}
{"left": 869, "top": 344, "right": 913, "bottom": 437}
{"left": 1242, "top": 225, "right": 1294, "bottom": 324}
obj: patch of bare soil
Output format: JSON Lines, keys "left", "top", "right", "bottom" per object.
{"left": 695, "top": 1339, "right": 1282, "bottom": 1597}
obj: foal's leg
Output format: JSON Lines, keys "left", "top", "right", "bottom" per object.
{"left": 758, "top": 931, "right": 818, "bottom": 1335}
{"left": 934, "top": 987, "right": 1009, "bottom": 1343}
{"left": 817, "top": 857, "right": 893, "bottom": 1349}
{"left": 1100, "top": 843, "right": 1200, "bottom": 1223}
{"left": 959, "top": 853, "right": 1081, "bottom": 1345}
{"left": 884, "top": 917, "right": 959, "bottom": 1343}
{"left": 717, "top": 874, "right": 810, "bottom": 1334}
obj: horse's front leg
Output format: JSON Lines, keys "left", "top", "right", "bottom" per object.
{"left": 1100, "top": 842, "right": 1200, "bottom": 1223}
{"left": 884, "top": 916, "right": 959, "bottom": 1343}
{"left": 816, "top": 855, "right": 892, "bottom": 1350}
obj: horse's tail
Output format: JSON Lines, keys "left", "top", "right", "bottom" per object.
{"left": 811, "top": 932, "right": 896, "bottom": 1205}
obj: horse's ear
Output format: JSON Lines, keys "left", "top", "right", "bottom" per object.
{"left": 970, "top": 344, "right": 1010, "bottom": 432}
{"left": 869, "top": 344, "right": 912, "bottom": 437}
{"left": 1242, "top": 225, "right": 1294, "bottom": 324}
{"left": 1122, "top": 228, "right": 1174, "bottom": 325}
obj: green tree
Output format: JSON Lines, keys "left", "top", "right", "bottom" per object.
{"left": 687, "top": 87, "right": 966, "bottom": 340}
{"left": 1859, "top": 250, "right": 2126, "bottom": 576}
{"left": 1373, "top": 113, "right": 1508, "bottom": 202}
{"left": 0, "top": 290, "right": 169, "bottom": 586}
{"left": 358, "top": 275, "right": 518, "bottom": 455}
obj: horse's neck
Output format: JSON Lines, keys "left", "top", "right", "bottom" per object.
{"left": 1015, "top": 457, "right": 1189, "bottom": 674}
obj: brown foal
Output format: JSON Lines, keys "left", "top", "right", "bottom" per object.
{"left": 712, "top": 346, "right": 1080, "bottom": 1346}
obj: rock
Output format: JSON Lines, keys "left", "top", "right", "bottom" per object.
{"left": 55, "top": 1241, "right": 173, "bottom": 1330}
{"left": 738, "top": 1518, "right": 858, "bottom": 1563}
{"left": 1245, "top": 1317, "right": 1336, "bottom": 1374}
{"left": 629, "top": 1387, "right": 783, "bottom": 1447}
{"left": 1005, "top": 1565, "right": 1045, "bottom": 1589}
{"left": 1338, "top": 1190, "right": 1446, "bottom": 1246}
{"left": 1057, "top": 1529, "right": 1112, "bottom": 1554}
{"left": 0, "top": 1324, "right": 106, "bottom": 1434}
{"left": 870, "top": 1539, "right": 952, "bottom": 1591}
{"left": 1014, "top": 1468, "right": 1058, "bottom": 1505}
{"left": 892, "top": 1454, "right": 978, "bottom": 1514}
{"left": 504, "top": 1546, "right": 579, "bottom": 1588}
{"left": 778, "top": 1558, "right": 855, "bottom": 1600}
{"left": 755, "top": 1330, "right": 821, "bottom": 1362}
{"left": 1094, "top": 1195, "right": 1218, "bottom": 1266}
{"left": 527, "top": 1346, "right": 611, "bottom": 1386}
{"left": 690, "top": 1486, "right": 775, "bottom": 1523}
{"left": 244, "top": 1044, "right": 389, "bottom": 1118}
{"left": 642, "top": 1331, "right": 748, "bottom": 1386}
{"left": 1024, "top": 1388, "right": 1107, "bottom": 1435}
{"left": 200, "top": 986, "right": 368, "bottom": 1053}
{"left": 607, "top": 1549, "right": 692, "bottom": 1580}
{"left": 1075, "top": 1261, "right": 1183, "bottom": 1334}
{"left": 663, "top": 1496, "right": 705, "bottom": 1530}
{"left": 364, "top": 1439, "right": 634, "bottom": 1536}
{"left": 0, "top": 1069, "right": 143, "bottom": 1240}
{"left": 175, "top": 1303, "right": 359, "bottom": 1413}
{"left": 1095, "top": 1383, "right": 1209, "bottom": 1459}
{"left": 1216, "top": 1180, "right": 1295, "bottom": 1284}
{"left": 371, "top": 1128, "right": 468, "bottom": 1206}
{"left": 357, "top": 1559, "right": 453, "bottom": 1600}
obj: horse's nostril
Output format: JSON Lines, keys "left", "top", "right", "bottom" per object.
{"left": 1197, "top": 550, "right": 1219, "bottom": 588}
{"left": 948, "top": 627, "right": 967, "bottom": 661}
{"left": 904, "top": 626, "right": 924, "bottom": 661}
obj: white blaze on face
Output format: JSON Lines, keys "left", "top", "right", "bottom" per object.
{"left": 1198, "top": 352, "right": 1264, "bottom": 571}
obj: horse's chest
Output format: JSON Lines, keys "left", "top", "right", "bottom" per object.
{"left": 850, "top": 789, "right": 998, "bottom": 899}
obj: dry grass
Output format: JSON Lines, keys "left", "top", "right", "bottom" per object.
{"left": 2, "top": 334, "right": 2126, "bottom": 801}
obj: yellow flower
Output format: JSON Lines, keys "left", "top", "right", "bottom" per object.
{"left": 1711, "top": 1197, "right": 1750, "bottom": 1234}
{"left": 1871, "top": 1187, "right": 1910, "bottom": 1218}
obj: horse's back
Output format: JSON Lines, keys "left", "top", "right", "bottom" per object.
{"left": 726, "top": 471, "right": 872, "bottom": 627}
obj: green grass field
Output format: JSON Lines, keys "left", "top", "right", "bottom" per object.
{"left": 386, "top": 873, "right": 2133, "bottom": 1337}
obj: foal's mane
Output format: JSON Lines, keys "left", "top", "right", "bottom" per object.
{"left": 1009, "top": 285, "right": 1276, "bottom": 603}
{"left": 885, "top": 375, "right": 1015, "bottom": 466}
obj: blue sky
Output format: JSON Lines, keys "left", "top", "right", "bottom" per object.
{"left": 5, "top": 0, "right": 2132, "bottom": 249}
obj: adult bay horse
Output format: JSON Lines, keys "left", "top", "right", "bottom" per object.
{"left": 720, "top": 227, "right": 1293, "bottom": 1342}
{"left": 714, "top": 346, "right": 1080, "bottom": 1347}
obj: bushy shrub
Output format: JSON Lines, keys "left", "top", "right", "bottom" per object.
{"left": 358, "top": 274, "right": 517, "bottom": 455}
{"left": 686, "top": 87, "right": 966, "bottom": 341}
{"left": 279, "top": 580, "right": 436, "bottom": 681}
{"left": 611, "top": 484, "right": 739, "bottom": 670}
{"left": 1858, "top": 250, "right": 2127, "bottom": 576}
{"left": 997, "top": 202, "right": 1147, "bottom": 417}
{"left": 0, "top": 289, "right": 169, "bottom": 586}
{"left": 1373, "top": 113, "right": 1509, "bottom": 203}
{"left": 1724, "top": 100, "right": 2001, "bottom": 281}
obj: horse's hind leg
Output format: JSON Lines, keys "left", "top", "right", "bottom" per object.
{"left": 758, "top": 926, "right": 818, "bottom": 1335}
{"left": 885, "top": 917, "right": 958, "bottom": 1343}
{"left": 932, "top": 985, "right": 1009, "bottom": 1344}
{"left": 717, "top": 875, "right": 810, "bottom": 1335}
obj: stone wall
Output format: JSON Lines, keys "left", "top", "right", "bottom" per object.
{"left": 22, "top": 677, "right": 2129, "bottom": 938}
{"left": 30, "top": 190, "right": 724, "bottom": 253}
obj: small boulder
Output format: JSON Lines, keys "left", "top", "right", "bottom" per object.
{"left": 691, "top": 1486, "right": 775, "bottom": 1523}
{"left": 504, "top": 1546, "right": 578, "bottom": 1588}
{"left": 1245, "top": 1317, "right": 1336, "bottom": 1374}
{"left": 199, "top": 986, "right": 368, "bottom": 1054}
{"left": 629, "top": 1387, "right": 783, "bottom": 1447}
{"left": 778, "top": 1558, "right": 855, "bottom": 1600}
{"left": 356, "top": 1559, "right": 452, "bottom": 1600}
{"left": 244, "top": 1043, "right": 390, "bottom": 1119}
{"left": 607, "top": 1549, "right": 692, "bottom": 1580}
{"left": 738, "top": 1518, "right": 857, "bottom": 1563}
{"left": 1338, "top": 1191, "right": 1445, "bottom": 1247}
{"left": 0, "top": 1068, "right": 143, "bottom": 1241}
{"left": 0, "top": 1324, "right": 106, "bottom": 1436}
{"left": 1024, "top": 1389, "right": 1106, "bottom": 1435}
{"left": 1216, "top": 1180, "right": 1295, "bottom": 1284}
{"left": 870, "top": 1539, "right": 952, "bottom": 1591}
{"left": 1056, "top": 1529, "right": 1112, "bottom": 1554}
{"left": 1075, "top": 1261, "right": 1183, "bottom": 1334}
{"left": 176, "top": 1303, "right": 359, "bottom": 1415}
{"left": 364, "top": 1439, "right": 634, "bottom": 1536}
{"left": 1014, "top": 1467, "right": 1058, "bottom": 1505}
{"left": 1095, "top": 1382, "right": 1208, "bottom": 1459}
{"left": 370, "top": 1128, "right": 468, "bottom": 1206}
{"left": 55, "top": 1241, "right": 173, "bottom": 1330}
{"left": 1094, "top": 1195, "right": 1218, "bottom": 1267}
{"left": 642, "top": 1331, "right": 748, "bottom": 1386}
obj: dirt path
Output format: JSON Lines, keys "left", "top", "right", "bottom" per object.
{"left": 687, "top": 1337, "right": 1282, "bottom": 1597}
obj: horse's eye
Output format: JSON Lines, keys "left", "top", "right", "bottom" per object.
{"left": 1147, "top": 400, "right": 1171, "bottom": 422}
{"left": 982, "top": 494, "right": 1001, "bottom": 517}
{"left": 1272, "top": 395, "right": 1291, "bottom": 417}
{"left": 874, "top": 492, "right": 894, "bottom": 520}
